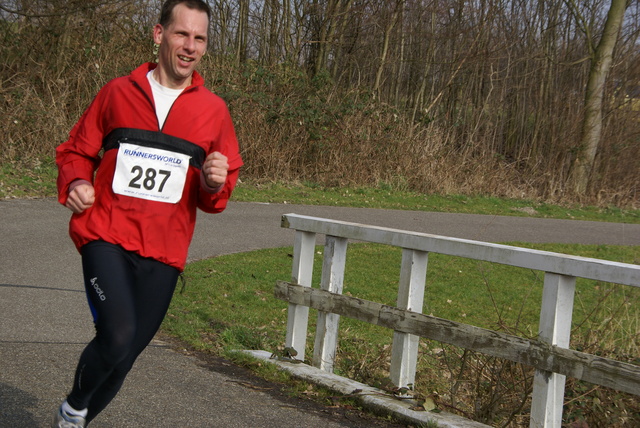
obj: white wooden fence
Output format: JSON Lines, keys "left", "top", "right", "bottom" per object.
{"left": 276, "top": 213, "right": 640, "bottom": 428}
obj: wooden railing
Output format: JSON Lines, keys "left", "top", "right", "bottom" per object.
{"left": 277, "top": 213, "right": 640, "bottom": 428}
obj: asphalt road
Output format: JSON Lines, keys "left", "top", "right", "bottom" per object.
{"left": 1, "top": 198, "right": 638, "bottom": 427}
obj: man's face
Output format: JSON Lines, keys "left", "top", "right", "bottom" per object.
{"left": 153, "top": 4, "right": 208, "bottom": 89}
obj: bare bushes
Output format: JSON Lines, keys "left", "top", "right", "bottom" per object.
{"left": 1, "top": 10, "right": 638, "bottom": 207}
{"left": 198, "top": 55, "right": 636, "bottom": 207}
{"left": 0, "top": 1, "right": 152, "bottom": 162}
{"left": 225, "top": 66, "right": 559, "bottom": 204}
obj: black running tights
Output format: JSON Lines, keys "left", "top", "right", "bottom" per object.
{"left": 66, "top": 240, "right": 179, "bottom": 422}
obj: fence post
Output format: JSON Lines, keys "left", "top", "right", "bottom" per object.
{"left": 530, "top": 273, "right": 576, "bottom": 428}
{"left": 390, "top": 248, "right": 428, "bottom": 388}
{"left": 285, "top": 230, "right": 316, "bottom": 362}
{"left": 313, "top": 236, "right": 348, "bottom": 372}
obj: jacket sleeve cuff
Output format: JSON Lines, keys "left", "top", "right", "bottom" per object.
{"left": 200, "top": 170, "right": 223, "bottom": 194}
{"left": 69, "top": 179, "right": 92, "bottom": 193}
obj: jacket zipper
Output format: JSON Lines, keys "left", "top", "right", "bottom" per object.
{"left": 134, "top": 80, "right": 197, "bottom": 133}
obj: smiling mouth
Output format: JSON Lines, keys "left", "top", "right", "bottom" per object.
{"left": 178, "top": 55, "right": 194, "bottom": 63}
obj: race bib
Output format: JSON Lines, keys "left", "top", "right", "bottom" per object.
{"left": 112, "top": 143, "right": 191, "bottom": 203}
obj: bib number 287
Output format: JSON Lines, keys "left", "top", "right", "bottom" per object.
{"left": 112, "top": 143, "right": 191, "bottom": 204}
{"left": 128, "top": 166, "right": 171, "bottom": 193}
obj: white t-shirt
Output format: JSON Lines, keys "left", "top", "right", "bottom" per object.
{"left": 147, "top": 71, "right": 183, "bottom": 129}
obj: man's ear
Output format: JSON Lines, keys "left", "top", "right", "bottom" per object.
{"left": 153, "top": 24, "right": 163, "bottom": 45}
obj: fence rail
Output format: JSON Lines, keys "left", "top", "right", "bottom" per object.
{"left": 278, "top": 213, "right": 640, "bottom": 428}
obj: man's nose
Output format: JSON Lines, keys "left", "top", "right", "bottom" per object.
{"left": 183, "top": 37, "right": 196, "bottom": 52}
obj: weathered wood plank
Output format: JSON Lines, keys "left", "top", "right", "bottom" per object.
{"left": 281, "top": 214, "right": 640, "bottom": 287}
{"left": 275, "top": 281, "right": 640, "bottom": 396}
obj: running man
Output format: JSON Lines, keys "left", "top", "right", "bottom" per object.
{"left": 53, "top": 1, "right": 242, "bottom": 426}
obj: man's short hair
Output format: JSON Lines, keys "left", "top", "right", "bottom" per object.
{"left": 159, "top": 0, "right": 212, "bottom": 27}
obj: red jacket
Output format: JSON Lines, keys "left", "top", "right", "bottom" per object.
{"left": 56, "top": 63, "right": 243, "bottom": 271}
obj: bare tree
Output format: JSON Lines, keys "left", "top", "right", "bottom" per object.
{"left": 234, "top": 0, "right": 249, "bottom": 65}
{"left": 568, "top": 0, "right": 630, "bottom": 195}
{"left": 373, "top": 0, "right": 402, "bottom": 97}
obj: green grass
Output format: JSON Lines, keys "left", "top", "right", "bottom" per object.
{"left": 230, "top": 180, "right": 640, "bottom": 224}
{"left": 0, "top": 158, "right": 58, "bottom": 199}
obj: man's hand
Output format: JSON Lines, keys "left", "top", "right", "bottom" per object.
{"left": 65, "top": 182, "right": 95, "bottom": 214}
{"left": 202, "top": 151, "right": 229, "bottom": 190}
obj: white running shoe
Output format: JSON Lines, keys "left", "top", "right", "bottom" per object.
{"left": 52, "top": 407, "right": 86, "bottom": 428}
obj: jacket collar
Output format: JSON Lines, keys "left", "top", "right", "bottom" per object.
{"left": 130, "top": 62, "right": 204, "bottom": 93}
